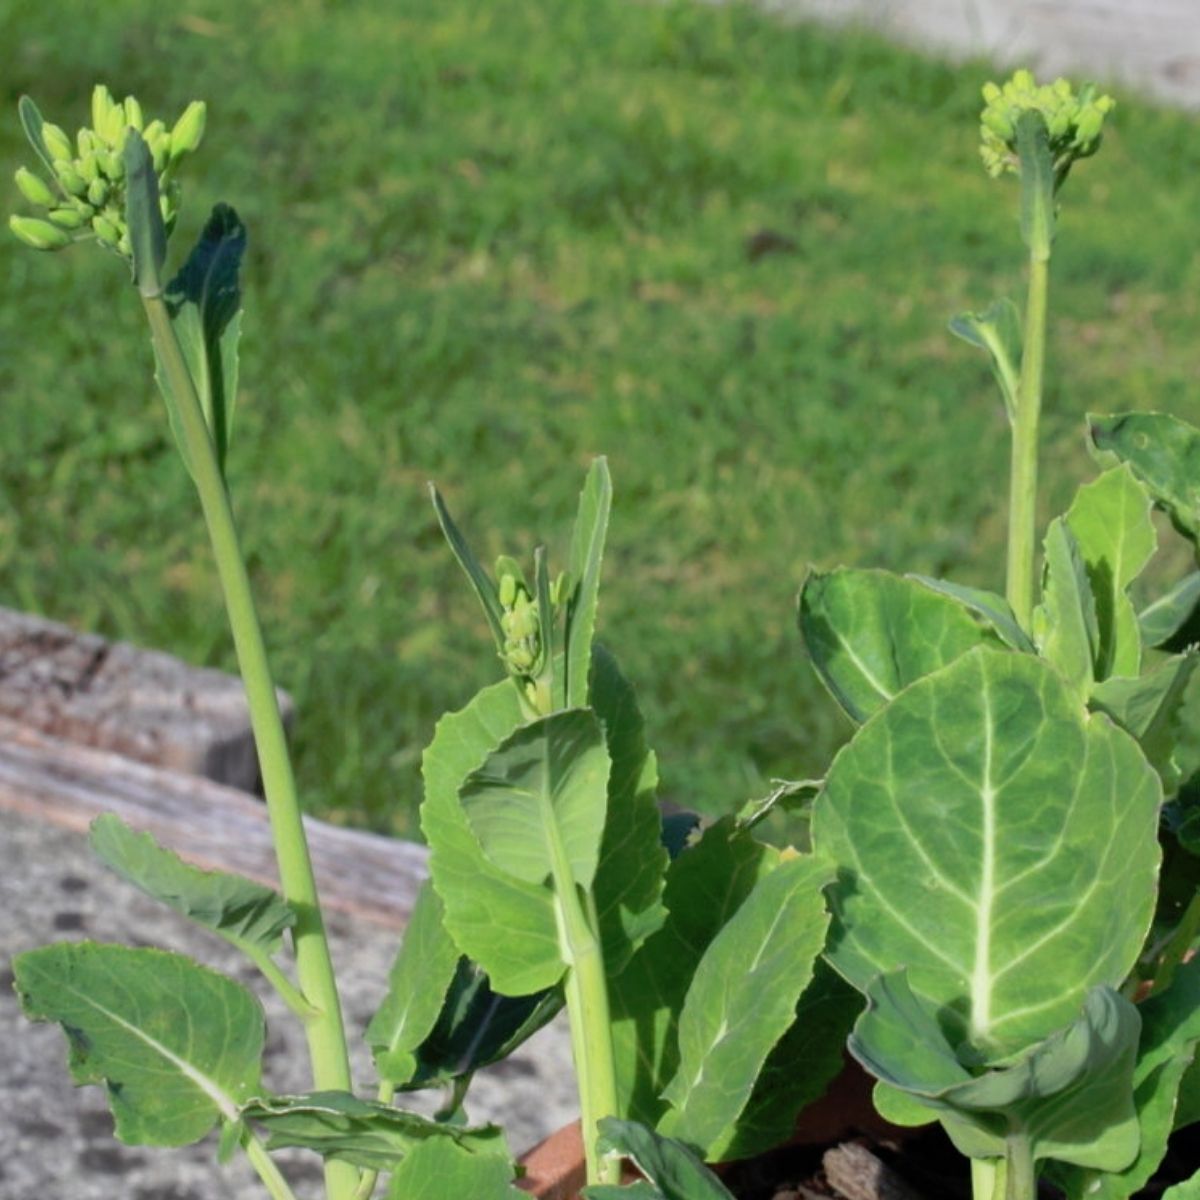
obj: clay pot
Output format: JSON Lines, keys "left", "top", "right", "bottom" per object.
{"left": 516, "top": 1057, "right": 904, "bottom": 1199}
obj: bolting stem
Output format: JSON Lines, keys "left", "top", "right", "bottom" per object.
{"left": 143, "top": 293, "right": 357, "bottom": 1200}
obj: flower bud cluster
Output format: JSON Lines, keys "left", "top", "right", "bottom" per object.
{"left": 9, "top": 86, "right": 206, "bottom": 256}
{"left": 980, "top": 69, "right": 1114, "bottom": 181}
{"left": 498, "top": 570, "right": 541, "bottom": 675}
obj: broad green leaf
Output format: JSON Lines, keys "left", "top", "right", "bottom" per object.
{"left": 14, "top": 942, "right": 263, "bottom": 1146}
{"left": 852, "top": 972, "right": 1140, "bottom": 1171}
{"left": 705, "top": 958, "right": 859, "bottom": 1162}
{"left": 421, "top": 680, "right": 562, "bottom": 995}
{"left": 610, "top": 819, "right": 779, "bottom": 1125}
{"left": 386, "top": 1132, "right": 523, "bottom": 1200}
{"left": 1032, "top": 518, "right": 1098, "bottom": 698}
{"left": 159, "top": 204, "right": 246, "bottom": 475}
{"left": 123, "top": 130, "right": 165, "bottom": 296}
{"left": 591, "top": 644, "right": 668, "bottom": 971}
{"left": 385, "top": 1138, "right": 524, "bottom": 1199}
{"left": 89, "top": 813, "right": 294, "bottom": 956}
{"left": 659, "top": 854, "right": 834, "bottom": 1159}
{"left": 584, "top": 1184, "right": 663, "bottom": 1200}
{"left": 429, "top": 484, "right": 506, "bottom": 650}
{"left": 1165, "top": 1172, "right": 1200, "bottom": 1200}
{"left": 460, "top": 707, "right": 609, "bottom": 888}
{"left": 908, "top": 575, "right": 1034, "bottom": 652}
{"left": 1090, "top": 413, "right": 1200, "bottom": 542}
{"left": 18, "top": 95, "right": 60, "bottom": 179}
{"left": 1066, "top": 467, "right": 1156, "bottom": 679}
{"left": 734, "top": 778, "right": 821, "bottom": 832}
{"left": 1140, "top": 572, "right": 1200, "bottom": 650}
{"left": 1178, "top": 1059, "right": 1200, "bottom": 1129}
{"left": 594, "top": 1119, "right": 736, "bottom": 1200}
{"left": 566, "top": 458, "right": 612, "bottom": 709}
{"left": 401, "top": 958, "right": 563, "bottom": 1090}
{"left": 799, "top": 568, "right": 999, "bottom": 723}
{"left": 813, "top": 647, "right": 1161, "bottom": 1060}
{"left": 948, "top": 297, "right": 1022, "bottom": 421}
{"left": 367, "top": 880, "right": 462, "bottom": 1086}
{"left": 1091, "top": 653, "right": 1199, "bottom": 791}
{"left": 1017, "top": 110, "right": 1055, "bottom": 259}
{"left": 242, "top": 1091, "right": 505, "bottom": 1170}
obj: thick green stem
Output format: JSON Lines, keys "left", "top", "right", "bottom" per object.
{"left": 1004, "top": 1132, "right": 1037, "bottom": 1200}
{"left": 1006, "top": 252, "right": 1049, "bottom": 630}
{"left": 143, "top": 294, "right": 357, "bottom": 1200}
{"left": 244, "top": 1129, "right": 302, "bottom": 1200}
{"left": 971, "top": 1157, "right": 1002, "bottom": 1200}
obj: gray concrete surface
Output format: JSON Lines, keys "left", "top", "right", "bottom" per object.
{"left": 755, "top": 0, "right": 1200, "bottom": 110}
{"left": 1, "top": 808, "right": 576, "bottom": 1200}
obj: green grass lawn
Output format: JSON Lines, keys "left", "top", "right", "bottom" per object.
{"left": 3, "top": 0, "right": 1199, "bottom": 835}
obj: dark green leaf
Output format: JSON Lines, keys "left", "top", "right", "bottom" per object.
{"left": 14, "top": 942, "right": 263, "bottom": 1146}
{"left": 1089, "top": 413, "right": 1200, "bottom": 543}
{"left": 159, "top": 204, "right": 245, "bottom": 474}
{"left": 1033, "top": 517, "right": 1098, "bottom": 698}
{"left": 421, "top": 680, "right": 562, "bottom": 995}
{"left": 459, "top": 707, "right": 610, "bottom": 888}
{"left": 1016, "top": 110, "right": 1055, "bottom": 259}
{"left": 1140, "top": 572, "right": 1200, "bottom": 651}
{"left": 429, "top": 485, "right": 506, "bottom": 650}
{"left": 243, "top": 1092, "right": 506, "bottom": 1171}
{"left": 947, "top": 297, "right": 1021, "bottom": 420}
{"left": 123, "top": 130, "right": 166, "bottom": 296}
{"left": 384, "top": 1138, "right": 524, "bottom": 1199}
{"left": 594, "top": 1119, "right": 736, "bottom": 1200}
{"left": 89, "top": 813, "right": 294, "bottom": 956}
{"left": 566, "top": 458, "right": 612, "bottom": 708}
{"left": 1066, "top": 466, "right": 1156, "bottom": 680}
{"left": 610, "top": 819, "right": 779, "bottom": 1126}
{"left": 814, "top": 648, "right": 1161, "bottom": 1061}
{"left": 660, "top": 853, "right": 834, "bottom": 1158}
{"left": 583, "top": 1184, "right": 664, "bottom": 1200}
{"left": 908, "top": 575, "right": 1034, "bottom": 652}
{"left": 734, "top": 778, "right": 821, "bottom": 832}
{"left": 799, "top": 568, "right": 1000, "bottom": 723}
{"left": 367, "top": 880, "right": 463, "bottom": 1086}
{"left": 18, "top": 95, "right": 60, "bottom": 180}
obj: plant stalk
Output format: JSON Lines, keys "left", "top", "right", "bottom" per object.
{"left": 1006, "top": 251, "right": 1049, "bottom": 630}
{"left": 1004, "top": 1132, "right": 1037, "bottom": 1200}
{"left": 143, "top": 294, "right": 357, "bottom": 1200}
{"left": 244, "top": 1129, "right": 303, "bottom": 1200}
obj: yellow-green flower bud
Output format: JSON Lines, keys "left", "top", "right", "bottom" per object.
{"left": 117, "top": 230, "right": 131, "bottom": 257}
{"left": 42, "top": 122, "right": 73, "bottom": 163}
{"left": 86, "top": 177, "right": 109, "bottom": 208}
{"left": 91, "top": 213, "right": 121, "bottom": 248}
{"left": 91, "top": 84, "right": 116, "bottom": 138}
{"left": 9, "top": 214, "right": 72, "bottom": 250}
{"left": 499, "top": 573, "right": 517, "bottom": 608}
{"left": 169, "top": 101, "right": 206, "bottom": 160}
{"left": 53, "top": 160, "right": 86, "bottom": 197}
{"left": 97, "top": 149, "right": 123, "bottom": 181}
{"left": 123, "top": 95, "right": 144, "bottom": 131}
{"left": 47, "top": 206, "right": 86, "bottom": 230}
{"left": 159, "top": 191, "right": 176, "bottom": 227}
{"left": 14, "top": 166, "right": 56, "bottom": 208}
{"left": 78, "top": 151, "right": 100, "bottom": 184}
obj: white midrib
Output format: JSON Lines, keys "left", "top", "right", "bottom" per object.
{"left": 64, "top": 982, "right": 241, "bottom": 1123}
{"left": 971, "top": 687, "right": 996, "bottom": 1042}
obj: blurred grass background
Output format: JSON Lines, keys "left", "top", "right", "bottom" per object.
{"left": 2, "top": 0, "right": 1199, "bottom": 835}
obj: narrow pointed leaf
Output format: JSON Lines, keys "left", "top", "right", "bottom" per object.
{"left": 948, "top": 297, "right": 1021, "bottom": 421}
{"left": 402, "top": 958, "right": 563, "bottom": 1089}
{"left": 1090, "top": 413, "right": 1200, "bottom": 542}
{"left": 460, "top": 707, "right": 609, "bottom": 888}
{"left": 1066, "top": 466, "right": 1156, "bottom": 679}
{"left": 429, "top": 485, "right": 506, "bottom": 649}
{"left": 610, "top": 819, "right": 779, "bottom": 1125}
{"left": 18, "top": 95, "right": 60, "bottom": 180}
{"left": 384, "top": 1137, "right": 524, "bottom": 1199}
{"left": 13, "top": 943, "right": 263, "bottom": 1145}
{"left": 1033, "top": 517, "right": 1098, "bottom": 698}
{"left": 89, "top": 813, "right": 294, "bottom": 955}
{"left": 659, "top": 854, "right": 834, "bottom": 1158}
{"left": 590, "top": 644, "right": 668, "bottom": 972}
{"left": 799, "top": 568, "right": 1000, "bottom": 723}
{"left": 158, "top": 204, "right": 246, "bottom": 475}
{"left": 813, "top": 648, "right": 1161, "bottom": 1061}
{"left": 421, "top": 680, "right": 562, "bottom": 995}
{"left": 594, "top": 1119, "right": 736, "bottom": 1200}
{"left": 1140, "top": 571, "right": 1200, "bottom": 650}
{"left": 909, "top": 575, "right": 1034, "bottom": 652}
{"left": 367, "top": 880, "right": 462, "bottom": 1086}
{"left": 565, "top": 458, "right": 612, "bottom": 708}
{"left": 124, "top": 130, "right": 166, "bottom": 296}
{"left": 735, "top": 778, "right": 821, "bottom": 832}
{"left": 243, "top": 1091, "right": 506, "bottom": 1170}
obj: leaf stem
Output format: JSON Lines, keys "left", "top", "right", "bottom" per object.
{"left": 243, "top": 1129, "right": 302, "bottom": 1200}
{"left": 241, "top": 943, "right": 321, "bottom": 1021}
{"left": 1006, "top": 251, "right": 1049, "bottom": 630}
{"left": 142, "top": 293, "right": 357, "bottom": 1200}
{"left": 971, "top": 1157, "right": 1002, "bottom": 1200}
{"left": 1004, "top": 1131, "right": 1037, "bottom": 1200}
